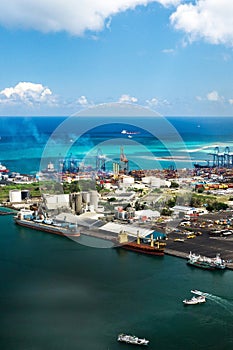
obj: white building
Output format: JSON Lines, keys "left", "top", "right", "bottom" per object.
{"left": 142, "top": 176, "right": 171, "bottom": 188}
{"left": 43, "top": 194, "right": 70, "bottom": 210}
{"left": 135, "top": 209, "right": 160, "bottom": 221}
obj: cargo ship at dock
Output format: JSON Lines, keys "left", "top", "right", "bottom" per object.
{"left": 187, "top": 252, "right": 226, "bottom": 270}
{"left": 118, "top": 231, "right": 166, "bottom": 256}
{"left": 14, "top": 209, "right": 80, "bottom": 238}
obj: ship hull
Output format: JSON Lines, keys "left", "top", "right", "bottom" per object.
{"left": 187, "top": 261, "right": 215, "bottom": 270}
{"left": 15, "top": 218, "right": 80, "bottom": 237}
{"left": 120, "top": 242, "right": 165, "bottom": 256}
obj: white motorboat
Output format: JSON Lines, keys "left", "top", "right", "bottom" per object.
{"left": 183, "top": 295, "right": 206, "bottom": 305}
{"left": 191, "top": 289, "right": 203, "bottom": 296}
{"left": 117, "top": 334, "right": 149, "bottom": 346}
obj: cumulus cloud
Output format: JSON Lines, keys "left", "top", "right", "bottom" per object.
{"left": 118, "top": 94, "right": 138, "bottom": 103}
{"left": 206, "top": 90, "right": 221, "bottom": 102}
{"left": 74, "top": 95, "right": 95, "bottom": 108}
{"left": 229, "top": 99, "right": 233, "bottom": 105}
{"left": 0, "top": 0, "right": 180, "bottom": 35}
{"left": 146, "top": 97, "right": 159, "bottom": 106}
{"left": 170, "top": 0, "right": 233, "bottom": 46}
{"left": 76, "top": 95, "right": 89, "bottom": 106}
{"left": 0, "top": 82, "right": 55, "bottom": 106}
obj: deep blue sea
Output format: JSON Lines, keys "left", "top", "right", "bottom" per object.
{"left": 1, "top": 116, "right": 233, "bottom": 350}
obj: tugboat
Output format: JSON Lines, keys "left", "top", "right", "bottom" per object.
{"left": 117, "top": 334, "right": 149, "bottom": 346}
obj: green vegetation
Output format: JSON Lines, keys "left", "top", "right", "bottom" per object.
{"left": 166, "top": 196, "right": 177, "bottom": 208}
{"left": 161, "top": 208, "right": 172, "bottom": 216}
{"left": 107, "top": 197, "right": 116, "bottom": 202}
{"left": 63, "top": 179, "right": 96, "bottom": 193}
{"left": 170, "top": 181, "right": 179, "bottom": 188}
{"left": 206, "top": 201, "right": 229, "bottom": 212}
{"left": 63, "top": 181, "right": 80, "bottom": 194}
{"left": 190, "top": 193, "right": 225, "bottom": 208}
{"left": 134, "top": 200, "right": 146, "bottom": 210}
{"left": 0, "top": 182, "right": 41, "bottom": 202}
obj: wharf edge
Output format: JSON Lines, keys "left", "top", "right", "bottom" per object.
{"left": 165, "top": 248, "right": 233, "bottom": 270}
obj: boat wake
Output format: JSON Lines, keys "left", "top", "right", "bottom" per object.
{"left": 192, "top": 290, "right": 233, "bottom": 314}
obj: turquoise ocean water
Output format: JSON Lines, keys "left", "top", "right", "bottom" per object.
{"left": 1, "top": 116, "right": 233, "bottom": 349}
{"left": 1, "top": 116, "right": 233, "bottom": 174}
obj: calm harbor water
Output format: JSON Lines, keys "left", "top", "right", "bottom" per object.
{"left": 1, "top": 214, "right": 233, "bottom": 350}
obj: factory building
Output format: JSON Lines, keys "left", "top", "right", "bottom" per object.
{"left": 43, "top": 194, "right": 70, "bottom": 211}
{"left": 142, "top": 176, "right": 171, "bottom": 188}
{"left": 9, "top": 189, "right": 30, "bottom": 203}
{"left": 114, "top": 206, "right": 135, "bottom": 221}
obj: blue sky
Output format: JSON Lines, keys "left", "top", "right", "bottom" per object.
{"left": 0, "top": 0, "right": 232, "bottom": 116}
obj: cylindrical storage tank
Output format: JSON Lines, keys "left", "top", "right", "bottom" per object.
{"left": 90, "top": 190, "right": 98, "bottom": 210}
{"left": 75, "top": 193, "right": 82, "bottom": 214}
{"left": 21, "top": 189, "right": 30, "bottom": 200}
{"left": 9, "top": 190, "right": 22, "bottom": 203}
{"left": 69, "top": 193, "right": 75, "bottom": 211}
{"left": 121, "top": 211, "right": 127, "bottom": 220}
{"left": 82, "top": 191, "right": 90, "bottom": 204}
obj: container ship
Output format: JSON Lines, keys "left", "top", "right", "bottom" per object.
{"left": 118, "top": 231, "right": 166, "bottom": 256}
{"left": 187, "top": 252, "right": 226, "bottom": 270}
{"left": 14, "top": 209, "right": 80, "bottom": 238}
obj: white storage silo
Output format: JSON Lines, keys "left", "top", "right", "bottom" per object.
{"left": 82, "top": 191, "right": 91, "bottom": 204}
{"left": 90, "top": 190, "right": 98, "bottom": 211}
{"left": 75, "top": 192, "right": 82, "bottom": 214}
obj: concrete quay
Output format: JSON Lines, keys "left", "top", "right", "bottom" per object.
{"left": 165, "top": 232, "right": 233, "bottom": 270}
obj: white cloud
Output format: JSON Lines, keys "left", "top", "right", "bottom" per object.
{"left": 146, "top": 97, "right": 159, "bottom": 106}
{"left": 0, "top": 82, "right": 55, "bottom": 106}
{"left": 229, "top": 99, "right": 233, "bottom": 105}
{"left": 170, "top": 0, "right": 233, "bottom": 46}
{"left": 76, "top": 95, "right": 89, "bottom": 106}
{"left": 146, "top": 97, "right": 170, "bottom": 107}
{"left": 0, "top": 0, "right": 180, "bottom": 36}
{"left": 119, "top": 94, "right": 138, "bottom": 103}
{"left": 206, "top": 90, "right": 221, "bottom": 102}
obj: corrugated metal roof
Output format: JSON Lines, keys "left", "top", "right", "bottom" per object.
{"left": 99, "top": 222, "right": 153, "bottom": 238}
